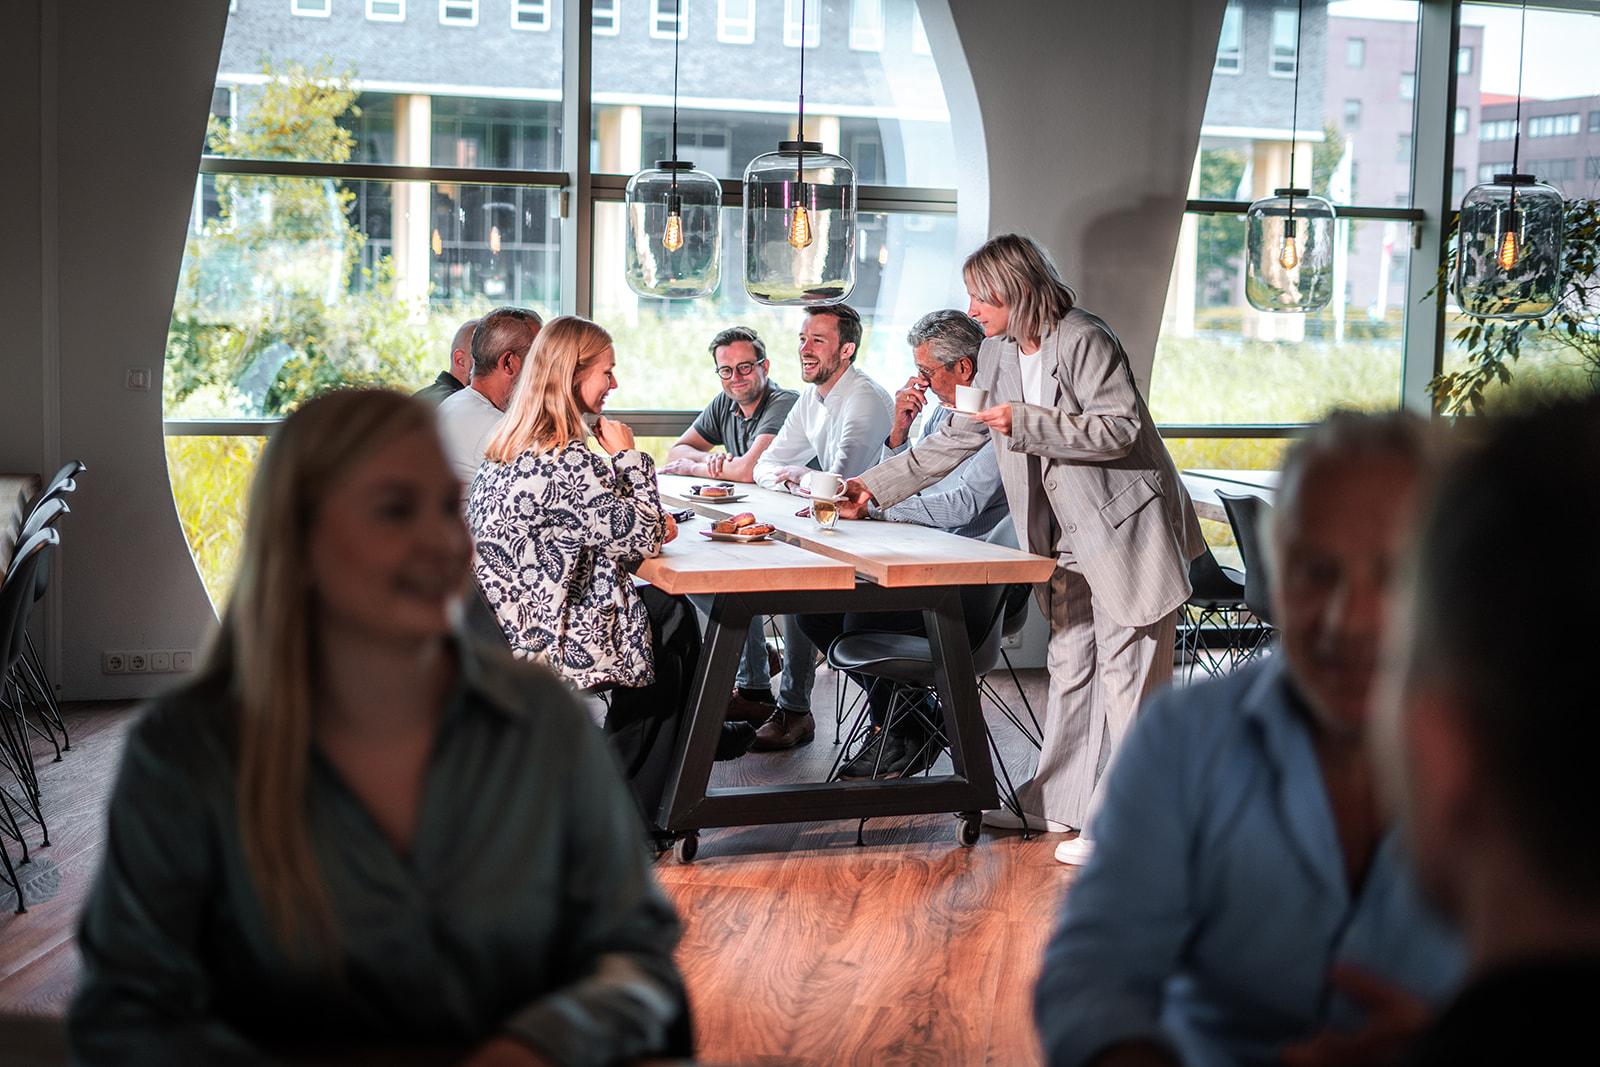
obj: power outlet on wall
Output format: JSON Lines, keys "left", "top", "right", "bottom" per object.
{"left": 102, "top": 650, "right": 195, "bottom": 675}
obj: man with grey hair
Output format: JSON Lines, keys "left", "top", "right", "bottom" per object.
{"left": 1034, "top": 410, "right": 1463, "bottom": 1067}
{"left": 412, "top": 317, "right": 479, "bottom": 407}
{"left": 1380, "top": 395, "right": 1600, "bottom": 1065}
{"left": 436, "top": 307, "right": 542, "bottom": 485}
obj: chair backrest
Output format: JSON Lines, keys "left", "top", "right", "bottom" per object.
{"left": 1187, "top": 541, "right": 1245, "bottom": 604}
{"left": 37, "top": 461, "right": 85, "bottom": 504}
{"left": 1000, "top": 582, "right": 1033, "bottom": 639}
{"left": 957, "top": 582, "right": 1011, "bottom": 677}
{"left": 19, "top": 498, "right": 68, "bottom": 543}
{"left": 1217, "top": 491, "right": 1274, "bottom": 626}
{"left": 0, "top": 529, "right": 58, "bottom": 673}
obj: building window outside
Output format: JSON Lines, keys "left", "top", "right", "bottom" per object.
{"left": 717, "top": 0, "right": 754, "bottom": 43}
{"left": 367, "top": 0, "right": 404, "bottom": 20}
{"left": 1479, "top": 163, "right": 1501, "bottom": 183}
{"left": 1586, "top": 157, "right": 1600, "bottom": 181}
{"left": 1452, "top": 167, "right": 1465, "bottom": 202}
{"left": 1344, "top": 98, "right": 1362, "bottom": 130}
{"left": 1270, "top": 9, "right": 1297, "bottom": 76}
{"left": 1216, "top": 5, "right": 1242, "bottom": 73}
{"left": 1529, "top": 114, "right": 1581, "bottom": 138}
{"left": 291, "top": 0, "right": 331, "bottom": 17}
{"left": 593, "top": 0, "right": 619, "bottom": 35}
{"left": 1397, "top": 132, "right": 1412, "bottom": 164}
{"left": 1481, "top": 118, "right": 1517, "bottom": 142}
{"left": 511, "top": 0, "right": 549, "bottom": 31}
{"left": 439, "top": 0, "right": 477, "bottom": 27}
{"left": 1456, "top": 45, "right": 1473, "bottom": 75}
{"left": 784, "top": 0, "right": 820, "bottom": 48}
{"left": 911, "top": 5, "right": 930, "bottom": 55}
{"left": 1399, "top": 72, "right": 1414, "bottom": 101}
{"left": 1537, "top": 158, "right": 1576, "bottom": 182}
{"left": 1590, "top": 110, "right": 1600, "bottom": 133}
{"left": 651, "top": 0, "right": 688, "bottom": 39}
{"left": 1346, "top": 36, "right": 1365, "bottom": 68}
{"left": 1454, "top": 107, "right": 1468, "bottom": 136}
{"left": 849, "top": 0, "right": 884, "bottom": 52}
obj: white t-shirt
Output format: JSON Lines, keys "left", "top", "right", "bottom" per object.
{"left": 437, "top": 386, "right": 506, "bottom": 486}
{"left": 1019, "top": 348, "right": 1048, "bottom": 408}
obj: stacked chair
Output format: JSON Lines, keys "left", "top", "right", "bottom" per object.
{"left": 0, "top": 461, "right": 85, "bottom": 912}
{"left": 1215, "top": 491, "right": 1276, "bottom": 662}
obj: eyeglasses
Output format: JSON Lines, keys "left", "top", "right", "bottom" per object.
{"left": 715, "top": 361, "right": 763, "bottom": 380}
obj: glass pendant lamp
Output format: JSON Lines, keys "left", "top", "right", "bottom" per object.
{"left": 624, "top": 0, "right": 721, "bottom": 298}
{"left": 1245, "top": 0, "right": 1335, "bottom": 313}
{"left": 1455, "top": 2, "right": 1565, "bottom": 320}
{"left": 1246, "top": 188, "right": 1337, "bottom": 312}
{"left": 744, "top": 0, "right": 857, "bottom": 305}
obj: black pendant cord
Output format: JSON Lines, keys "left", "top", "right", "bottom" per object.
{"left": 1286, "top": 0, "right": 1305, "bottom": 219}
{"left": 796, "top": 0, "right": 807, "bottom": 183}
{"left": 1511, "top": 0, "right": 1528, "bottom": 193}
{"left": 670, "top": 0, "right": 681, "bottom": 200}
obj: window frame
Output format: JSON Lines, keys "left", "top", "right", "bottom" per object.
{"left": 717, "top": 0, "right": 754, "bottom": 43}
{"left": 651, "top": 0, "right": 688, "bottom": 40}
{"left": 784, "top": 0, "right": 821, "bottom": 48}
{"left": 1346, "top": 36, "right": 1365, "bottom": 68}
{"left": 1456, "top": 44, "right": 1473, "bottom": 75}
{"left": 291, "top": 0, "right": 332, "bottom": 17}
{"left": 511, "top": 0, "right": 551, "bottom": 31}
{"left": 1269, "top": 9, "right": 1298, "bottom": 78}
{"left": 593, "top": 0, "right": 620, "bottom": 35}
{"left": 1215, "top": 4, "right": 1242, "bottom": 74}
{"left": 849, "top": 0, "right": 884, "bottom": 53}
{"left": 366, "top": 0, "right": 405, "bottom": 20}
{"left": 438, "top": 0, "right": 478, "bottom": 27}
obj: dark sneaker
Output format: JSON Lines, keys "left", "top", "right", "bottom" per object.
{"left": 751, "top": 708, "right": 816, "bottom": 750}
{"left": 881, "top": 732, "right": 946, "bottom": 778}
{"left": 715, "top": 721, "right": 757, "bottom": 761}
{"left": 838, "top": 728, "right": 908, "bottom": 780}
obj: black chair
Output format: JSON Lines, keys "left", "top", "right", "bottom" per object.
{"left": 8, "top": 500, "right": 71, "bottom": 752}
{"left": 1178, "top": 543, "right": 1251, "bottom": 680}
{"left": 0, "top": 528, "right": 61, "bottom": 911}
{"left": 1217, "top": 492, "right": 1276, "bottom": 655}
{"left": 824, "top": 582, "right": 1034, "bottom": 835}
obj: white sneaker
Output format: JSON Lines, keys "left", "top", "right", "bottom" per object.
{"left": 1053, "top": 836, "right": 1095, "bottom": 866}
{"left": 981, "top": 808, "right": 1075, "bottom": 833}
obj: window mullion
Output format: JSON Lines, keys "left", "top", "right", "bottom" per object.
{"left": 562, "top": 0, "right": 595, "bottom": 318}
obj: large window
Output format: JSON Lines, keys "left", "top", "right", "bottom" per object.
{"left": 173, "top": 0, "right": 961, "bottom": 602}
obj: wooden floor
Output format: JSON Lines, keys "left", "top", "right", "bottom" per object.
{"left": 0, "top": 666, "right": 1072, "bottom": 1064}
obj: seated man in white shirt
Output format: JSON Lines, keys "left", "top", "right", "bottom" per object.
{"left": 436, "top": 307, "right": 542, "bottom": 487}
{"left": 750, "top": 304, "right": 893, "bottom": 750}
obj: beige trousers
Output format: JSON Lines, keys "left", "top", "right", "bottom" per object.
{"left": 1015, "top": 556, "right": 1177, "bottom": 833}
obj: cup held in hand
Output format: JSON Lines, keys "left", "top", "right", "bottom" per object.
{"left": 954, "top": 385, "right": 989, "bottom": 413}
{"left": 801, "top": 471, "right": 846, "bottom": 500}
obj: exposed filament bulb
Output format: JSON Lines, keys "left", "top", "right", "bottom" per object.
{"left": 1497, "top": 227, "right": 1520, "bottom": 270}
{"left": 788, "top": 203, "right": 814, "bottom": 249}
{"left": 1278, "top": 236, "right": 1300, "bottom": 270}
{"left": 662, "top": 211, "right": 684, "bottom": 252}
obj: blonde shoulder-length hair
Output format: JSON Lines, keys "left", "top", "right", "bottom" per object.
{"left": 209, "top": 387, "right": 437, "bottom": 960}
{"left": 962, "top": 233, "right": 1077, "bottom": 350}
{"left": 485, "top": 315, "right": 614, "bottom": 462}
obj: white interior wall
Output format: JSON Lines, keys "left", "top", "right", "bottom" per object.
{"left": 0, "top": 0, "right": 1223, "bottom": 696}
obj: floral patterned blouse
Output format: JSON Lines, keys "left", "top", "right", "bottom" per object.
{"left": 468, "top": 440, "right": 666, "bottom": 691}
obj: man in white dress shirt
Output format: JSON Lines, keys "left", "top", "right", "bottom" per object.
{"left": 750, "top": 304, "right": 893, "bottom": 750}
{"left": 436, "top": 306, "right": 542, "bottom": 486}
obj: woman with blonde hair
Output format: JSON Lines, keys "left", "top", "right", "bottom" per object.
{"left": 846, "top": 234, "right": 1203, "bottom": 864}
{"left": 469, "top": 316, "right": 754, "bottom": 836}
{"left": 70, "top": 389, "right": 690, "bottom": 1064}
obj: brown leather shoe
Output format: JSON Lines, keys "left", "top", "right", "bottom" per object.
{"left": 725, "top": 689, "right": 777, "bottom": 723}
{"left": 751, "top": 708, "right": 816, "bottom": 750}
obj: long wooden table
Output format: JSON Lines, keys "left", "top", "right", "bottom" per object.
{"left": 1182, "top": 468, "right": 1279, "bottom": 524}
{"left": 635, "top": 475, "right": 1056, "bottom": 859}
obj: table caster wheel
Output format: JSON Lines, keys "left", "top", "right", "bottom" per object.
{"left": 956, "top": 813, "right": 981, "bottom": 847}
{"left": 675, "top": 832, "right": 699, "bottom": 864}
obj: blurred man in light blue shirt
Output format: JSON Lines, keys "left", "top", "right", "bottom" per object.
{"left": 1034, "top": 411, "right": 1464, "bottom": 1067}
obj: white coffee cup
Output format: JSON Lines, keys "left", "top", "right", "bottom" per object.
{"left": 802, "top": 471, "right": 846, "bottom": 499}
{"left": 954, "top": 384, "right": 989, "bottom": 413}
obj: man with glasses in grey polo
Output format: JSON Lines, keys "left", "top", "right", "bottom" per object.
{"left": 664, "top": 327, "right": 799, "bottom": 723}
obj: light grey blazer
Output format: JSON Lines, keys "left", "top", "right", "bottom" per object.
{"left": 860, "top": 308, "right": 1203, "bottom": 630}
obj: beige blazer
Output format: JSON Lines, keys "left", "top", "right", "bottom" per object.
{"left": 860, "top": 308, "right": 1203, "bottom": 629}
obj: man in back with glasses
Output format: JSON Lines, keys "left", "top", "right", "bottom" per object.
{"left": 664, "top": 326, "right": 799, "bottom": 724}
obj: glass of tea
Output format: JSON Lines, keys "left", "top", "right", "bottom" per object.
{"left": 811, "top": 496, "right": 840, "bottom": 530}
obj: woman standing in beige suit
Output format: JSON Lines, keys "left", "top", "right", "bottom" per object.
{"left": 844, "top": 234, "right": 1202, "bottom": 865}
